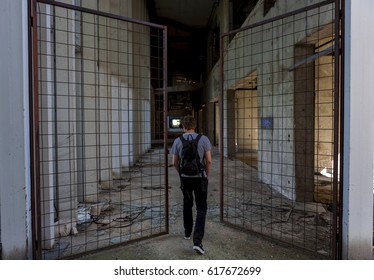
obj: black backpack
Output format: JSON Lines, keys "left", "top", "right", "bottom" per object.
{"left": 179, "top": 134, "right": 203, "bottom": 176}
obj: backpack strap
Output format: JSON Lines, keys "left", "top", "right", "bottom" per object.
{"left": 193, "top": 134, "right": 202, "bottom": 145}
{"left": 179, "top": 133, "right": 202, "bottom": 144}
{"left": 179, "top": 135, "right": 186, "bottom": 144}
{"left": 194, "top": 134, "right": 204, "bottom": 172}
{"left": 194, "top": 134, "right": 205, "bottom": 176}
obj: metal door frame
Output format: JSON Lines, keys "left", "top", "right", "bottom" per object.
{"left": 219, "top": 0, "right": 344, "bottom": 259}
{"left": 29, "top": 0, "right": 168, "bottom": 259}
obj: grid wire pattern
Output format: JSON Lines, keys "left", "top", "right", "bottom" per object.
{"left": 221, "top": 2, "right": 338, "bottom": 258}
{"left": 35, "top": 1, "right": 167, "bottom": 259}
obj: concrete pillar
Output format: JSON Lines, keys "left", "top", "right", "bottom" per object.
{"left": 294, "top": 44, "right": 315, "bottom": 202}
{"left": 52, "top": 0, "right": 78, "bottom": 226}
{"left": 38, "top": 3, "right": 55, "bottom": 250}
{"left": 342, "top": 0, "right": 374, "bottom": 260}
{"left": 0, "top": 0, "right": 31, "bottom": 259}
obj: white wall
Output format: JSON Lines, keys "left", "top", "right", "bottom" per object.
{"left": 342, "top": 0, "right": 374, "bottom": 260}
{"left": 0, "top": 0, "right": 31, "bottom": 259}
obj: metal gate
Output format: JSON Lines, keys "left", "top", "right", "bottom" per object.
{"left": 29, "top": 0, "right": 168, "bottom": 259}
{"left": 220, "top": 0, "right": 343, "bottom": 258}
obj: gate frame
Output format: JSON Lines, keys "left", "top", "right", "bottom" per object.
{"left": 219, "top": 0, "right": 344, "bottom": 259}
{"left": 29, "top": 0, "right": 169, "bottom": 259}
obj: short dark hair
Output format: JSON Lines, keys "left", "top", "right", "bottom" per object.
{"left": 182, "top": 115, "right": 196, "bottom": 130}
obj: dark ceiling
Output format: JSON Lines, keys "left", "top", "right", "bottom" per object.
{"left": 147, "top": 0, "right": 217, "bottom": 85}
{"left": 146, "top": 0, "right": 261, "bottom": 113}
{"left": 149, "top": 0, "right": 215, "bottom": 28}
{"left": 147, "top": 0, "right": 261, "bottom": 86}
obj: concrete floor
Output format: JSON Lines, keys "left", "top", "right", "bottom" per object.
{"left": 73, "top": 147, "right": 333, "bottom": 260}
{"left": 75, "top": 220, "right": 328, "bottom": 260}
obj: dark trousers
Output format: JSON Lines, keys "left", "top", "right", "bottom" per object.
{"left": 181, "top": 177, "right": 208, "bottom": 245}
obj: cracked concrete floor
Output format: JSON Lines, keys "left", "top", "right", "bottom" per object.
{"left": 75, "top": 147, "right": 329, "bottom": 260}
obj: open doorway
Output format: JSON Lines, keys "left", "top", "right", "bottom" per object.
{"left": 234, "top": 88, "right": 259, "bottom": 169}
{"left": 313, "top": 36, "right": 336, "bottom": 205}
{"left": 293, "top": 30, "right": 336, "bottom": 204}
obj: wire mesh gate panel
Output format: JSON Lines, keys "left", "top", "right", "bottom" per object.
{"left": 220, "top": 0, "right": 341, "bottom": 258}
{"left": 31, "top": 0, "right": 168, "bottom": 259}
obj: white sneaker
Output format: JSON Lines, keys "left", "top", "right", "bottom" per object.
{"left": 193, "top": 244, "right": 205, "bottom": 255}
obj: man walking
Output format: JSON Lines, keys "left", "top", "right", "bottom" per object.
{"left": 171, "top": 115, "right": 212, "bottom": 255}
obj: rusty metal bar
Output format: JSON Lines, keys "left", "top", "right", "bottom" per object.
{"left": 219, "top": 32, "right": 224, "bottom": 222}
{"left": 331, "top": 0, "right": 340, "bottom": 259}
{"left": 222, "top": 0, "right": 335, "bottom": 37}
{"left": 29, "top": 0, "right": 42, "bottom": 260}
{"left": 335, "top": 0, "right": 345, "bottom": 260}
{"left": 163, "top": 26, "right": 169, "bottom": 233}
{"left": 36, "top": 0, "right": 165, "bottom": 29}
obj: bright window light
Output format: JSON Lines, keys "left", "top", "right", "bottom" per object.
{"left": 172, "top": 119, "right": 181, "bottom": 127}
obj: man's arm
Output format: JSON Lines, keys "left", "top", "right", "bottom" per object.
{"left": 204, "top": 150, "right": 212, "bottom": 178}
{"left": 172, "top": 154, "right": 180, "bottom": 174}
